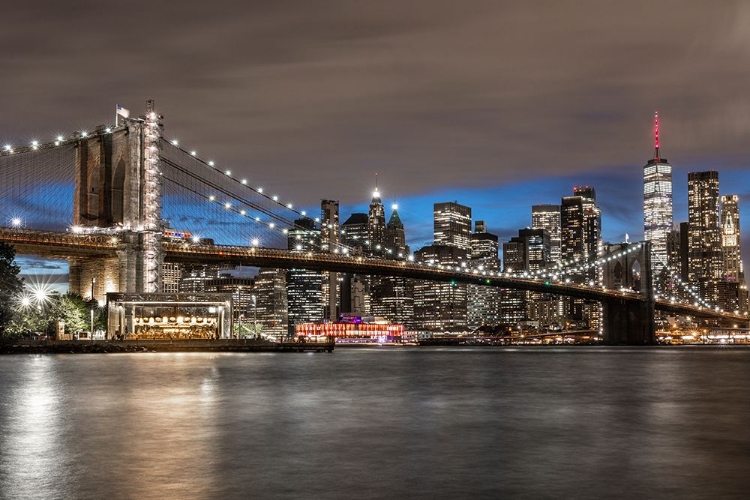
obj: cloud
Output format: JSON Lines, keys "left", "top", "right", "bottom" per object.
{"left": 16, "top": 256, "right": 67, "bottom": 271}
{"left": 2, "top": 1, "right": 750, "bottom": 265}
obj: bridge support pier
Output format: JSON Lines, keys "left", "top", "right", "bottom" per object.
{"left": 116, "top": 231, "right": 163, "bottom": 293}
{"left": 68, "top": 257, "right": 120, "bottom": 301}
{"left": 602, "top": 298, "right": 655, "bottom": 345}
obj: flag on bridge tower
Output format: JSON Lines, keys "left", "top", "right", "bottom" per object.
{"left": 116, "top": 104, "right": 130, "bottom": 118}
{"left": 115, "top": 104, "right": 130, "bottom": 126}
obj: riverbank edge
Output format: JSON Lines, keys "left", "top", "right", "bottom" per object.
{"left": 0, "top": 339, "right": 334, "bottom": 354}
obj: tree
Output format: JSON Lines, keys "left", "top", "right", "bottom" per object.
{"left": 0, "top": 242, "right": 24, "bottom": 334}
{"left": 5, "top": 304, "right": 48, "bottom": 337}
{"left": 48, "top": 294, "right": 88, "bottom": 334}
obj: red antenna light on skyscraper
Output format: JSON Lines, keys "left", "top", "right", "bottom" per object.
{"left": 654, "top": 111, "right": 660, "bottom": 160}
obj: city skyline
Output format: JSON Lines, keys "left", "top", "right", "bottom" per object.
{"left": 12, "top": 151, "right": 750, "bottom": 293}
{"left": 4, "top": 1, "right": 750, "bottom": 288}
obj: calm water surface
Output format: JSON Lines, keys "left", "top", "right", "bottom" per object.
{"left": 1, "top": 347, "right": 750, "bottom": 499}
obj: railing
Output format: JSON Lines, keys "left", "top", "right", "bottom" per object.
{"left": 0, "top": 227, "right": 745, "bottom": 323}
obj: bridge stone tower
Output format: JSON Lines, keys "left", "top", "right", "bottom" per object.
{"left": 68, "top": 101, "right": 164, "bottom": 298}
{"left": 600, "top": 241, "right": 655, "bottom": 344}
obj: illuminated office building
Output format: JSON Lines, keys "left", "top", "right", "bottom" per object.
{"left": 434, "top": 201, "right": 472, "bottom": 250}
{"left": 561, "top": 187, "right": 601, "bottom": 326}
{"left": 643, "top": 111, "right": 673, "bottom": 274}
{"left": 721, "top": 195, "right": 743, "bottom": 282}
{"left": 468, "top": 221, "right": 500, "bottom": 329}
{"left": 561, "top": 187, "right": 601, "bottom": 280}
{"left": 254, "top": 267, "right": 288, "bottom": 336}
{"left": 687, "top": 171, "right": 722, "bottom": 285}
{"left": 287, "top": 217, "right": 323, "bottom": 331}
{"left": 368, "top": 186, "right": 386, "bottom": 256}
{"left": 531, "top": 205, "right": 561, "bottom": 266}
{"left": 321, "top": 199, "right": 340, "bottom": 320}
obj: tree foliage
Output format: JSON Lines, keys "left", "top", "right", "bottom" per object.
{"left": 4, "top": 293, "right": 91, "bottom": 338}
{"left": 0, "top": 243, "right": 24, "bottom": 331}
{"left": 5, "top": 303, "right": 48, "bottom": 336}
{"left": 48, "top": 294, "right": 88, "bottom": 333}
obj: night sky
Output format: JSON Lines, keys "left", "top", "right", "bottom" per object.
{"left": 3, "top": 1, "right": 750, "bottom": 285}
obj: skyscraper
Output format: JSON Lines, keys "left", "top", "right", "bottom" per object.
{"left": 721, "top": 194, "right": 743, "bottom": 282}
{"left": 643, "top": 111, "right": 673, "bottom": 273}
{"left": 320, "top": 200, "right": 340, "bottom": 253}
{"left": 560, "top": 187, "right": 601, "bottom": 326}
{"left": 413, "top": 201, "right": 472, "bottom": 332}
{"left": 372, "top": 204, "right": 413, "bottom": 325}
{"left": 321, "top": 199, "right": 340, "bottom": 320}
{"left": 434, "top": 201, "right": 472, "bottom": 250}
{"left": 687, "top": 171, "right": 722, "bottom": 285}
{"left": 368, "top": 186, "right": 386, "bottom": 256}
{"left": 385, "top": 204, "right": 408, "bottom": 258}
{"left": 413, "top": 244, "right": 469, "bottom": 331}
{"left": 340, "top": 212, "right": 371, "bottom": 316}
{"left": 254, "top": 267, "right": 288, "bottom": 337}
{"left": 287, "top": 218, "right": 323, "bottom": 331}
{"left": 341, "top": 213, "right": 369, "bottom": 254}
{"left": 561, "top": 187, "right": 601, "bottom": 279}
{"left": 531, "top": 205, "right": 561, "bottom": 266}
{"left": 468, "top": 221, "right": 500, "bottom": 329}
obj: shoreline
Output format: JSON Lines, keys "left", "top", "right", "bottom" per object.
{"left": 0, "top": 339, "right": 334, "bottom": 354}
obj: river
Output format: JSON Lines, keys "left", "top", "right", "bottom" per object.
{"left": 1, "top": 347, "right": 749, "bottom": 499}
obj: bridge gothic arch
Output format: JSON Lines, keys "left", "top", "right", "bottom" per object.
{"left": 600, "top": 241, "right": 654, "bottom": 344}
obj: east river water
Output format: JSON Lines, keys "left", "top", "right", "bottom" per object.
{"left": 1, "top": 347, "right": 750, "bottom": 499}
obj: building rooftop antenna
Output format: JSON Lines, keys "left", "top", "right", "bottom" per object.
{"left": 654, "top": 111, "right": 660, "bottom": 161}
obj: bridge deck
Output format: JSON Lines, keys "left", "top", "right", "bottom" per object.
{"left": 0, "top": 227, "right": 746, "bottom": 324}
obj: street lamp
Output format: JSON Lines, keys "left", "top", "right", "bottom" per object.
{"left": 251, "top": 295, "right": 257, "bottom": 337}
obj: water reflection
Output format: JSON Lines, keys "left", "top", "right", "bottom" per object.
{"left": 1, "top": 356, "right": 67, "bottom": 499}
{"left": 0, "top": 348, "right": 749, "bottom": 499}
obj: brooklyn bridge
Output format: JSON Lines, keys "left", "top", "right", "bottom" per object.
{"left": 1, "top": 102, "right": 745, "bottom": 343}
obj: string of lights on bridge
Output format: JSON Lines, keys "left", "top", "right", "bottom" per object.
{"left": 1, "top": 128, "right": 113, "bottom": 156}
{"left": 650, "top": 253, "right": 716, "bottom": 311}
{"left": 0, "top": 123, "right": 725, "bottom": 315}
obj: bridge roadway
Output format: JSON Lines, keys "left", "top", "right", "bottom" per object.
{"left": 1, "top": 227, "right": 746, "bottom": 324}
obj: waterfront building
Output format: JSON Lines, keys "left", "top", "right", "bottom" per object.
{"left": 254, "top": 267, "right": 288, "bottom": 337}
{"left": 287, "top": 217, "right": 323, "bottom": 332}
{"left": 204, "top": 274, "right": 256, "bottom": 327}
{"left": 643, "top": 111, "right": 673, "bottom": 277}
